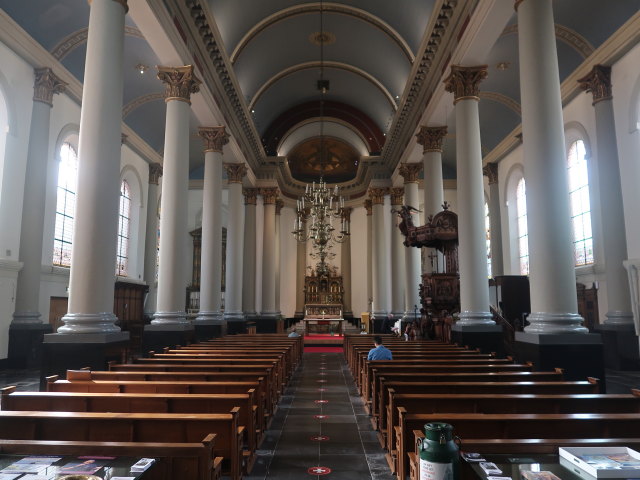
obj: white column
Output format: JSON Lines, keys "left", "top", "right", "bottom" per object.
{"left": 390, "top": 188, "right": 406, "bottom": 317}
{"left": 242, "top": 188, "right": 258, "bottom": 317}
{"left": 578, "top": 65, "right": 633, "bottom": 325}
{"left": 261, "top": 188, "right": 279, "bottom": 318}
{"left": 295, "top": 220, "right": 307, "bottom": 317}
{"left": 143, "top": 163, "right": 162, "bottom": 315}
{"left": 58, "top": 0, "right": 127, "bottom": 333}
{"left": 483, "top": 163, "right": 504, "bottom": 277}
{"left": 517, "top": 0, "right": 586, "bottom": 333}
{"left": 444, "top": 65, "right": 493, "bottom": 325}
{"left": 275, "top": 199, "right": 283, "bottom": 316}
{"left": 399, "top": 162, "right": 423, "bottom": 320}
{"left": 223, "top": 163, "right": 247, "bottom": 323}
{"left": 341, "top": 208, "right": 353, "bottom": 316}
{"left": 365, "top": 200, "right": 373, "bottom": 313}
{"left": 195, "top": 126, "right": 228, "bottom": 324}
{"left": 13, "top": 68, "right": 66, "bottom": 325}
{"left": 369, "top": 188, "right": 390, "bottom": 317}
{"left": 418, "top": 126, "right": 447, "bottom": 274}
{"left": 152, "top": 66, "right": 200, "bottom": 326}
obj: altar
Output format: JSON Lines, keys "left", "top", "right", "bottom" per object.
{"left": 303, "top": 274, "right": 345, "bottom": 335}
{"left": 303, "top": 317, "right": 346, "bottom": 335}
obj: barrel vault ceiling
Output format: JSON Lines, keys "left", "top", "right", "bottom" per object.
{"left": 1, "top": 0, "right": 638, "bottom": 199}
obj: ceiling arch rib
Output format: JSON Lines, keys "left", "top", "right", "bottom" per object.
{"left": 51, "top": 26, "right": 144, "bottom": 60}
{"left": 122, "top": 92, "right": 164, "bottom": 118}
{"left": 250, "top": 61, "right": 397, "bottom": 111}
{"left": 479, "top": 91, "right": 521, "bottom": 116}
{"left": 230, "top": 2, "right": 415, "bottom": 65}
{"left": 278, "top": 117, "right": 370, "bottom": 157}
{"left": 500, "top": 24, "right": 595, "bottom": 59}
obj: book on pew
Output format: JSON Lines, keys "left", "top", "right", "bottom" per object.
{"left": 559, "top": 447, "right": 640, "bottom": 478}
{"left": 130, "top": 458, "right": 156, "bottom": 472}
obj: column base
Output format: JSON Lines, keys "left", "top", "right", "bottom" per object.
{"left": 514, "top": 331, "right": 604, "bottom": 385}
{"left": 603, "top": 310, "right": 634, "bottom": 325}
{"left": 224, "top": 312, "right": 247, "bottom": 334}
{"left": 41, "top": 331, "right": 130, "bottom": 389}
{"left": 524, "top": 312, "right": 588, "bottom": 334}
{"left": 193, "top": 313, "right": 227, "bottom": 341}
{"left": 57, "top": 312, "right": 121, "bottom": 334}
{"left": 596, "top": 323, "right": 640, "bottom": 370}
{"left": 12, "top": 311, "right": 43, "bottom": 324}
{"left": 142, "top": 323, "right": 195, "bottom": 355}
{"left": 451, "top": 324, "right": 504, "bottom": 356}
{"left": 456, "top": 310, "right": 495, "bottom": 326}
{"left": 8, "top": 323, "right": 52, "bottom": 368}
{"left": 151, "top": 310, "right": 189, "bottom": 325}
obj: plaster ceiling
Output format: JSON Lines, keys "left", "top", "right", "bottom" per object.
{"left": 1, "top": 0, "right": 638, "bottom": 190}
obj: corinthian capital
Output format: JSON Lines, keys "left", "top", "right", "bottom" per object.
{"left": 368, "top": 187, "right": 389, "bottom": 205}
{"left": 416, "top": 126, "right": 447, "bottom": 153}
{"left": 157, "top": 65, "right": 201, "bottom": 104}
{"left": 223, "top": 162, "right": 247, "bottom": 184}
{"left": 443, "top": 65, "right": 488, "bottom": 104}
{"left": 33, "top": 68, "right": 67, "bottom": 106}
{"left": 578, "top": 65, "right": 612, "bottom": 105}
{"left": 483, "top": 162, "right": 499, "bottom": 185}
{"left": 364, "top": 199, "right": 372, "bottom": 216}
{"left": 148, "top": 163, "right": 163, "bottom": 185}
{"left": 243, "top": 188, "right": 259, "bottom": 205}
{"left": 390, "top": 187, "right": 405, "bottom": 206}
{"left": 398, "top": 162, "right": 423, "bottom": 183}
{"left": 261, "top": 187, "right": 279, "bottom": 205}
{"left": 275, "top": 199, "right": 284, "bottom": 215}
{"left": 198, "top": 126, "right": 229, "bottom": 153}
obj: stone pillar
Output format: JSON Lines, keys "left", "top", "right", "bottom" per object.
{"left": 195, "top": 126, "right": 228, "bottom": 325}
{"left": 260, "top": 188, "right": 279, "bottom": 319}
{"left": 294, "top": 219, "right": 307, "bottom": 318}
{"left": 13, "top": 68, "right": 66, "bottom": 325}
{"left": 578, "top": 65, "right": 632, "bottom": 325}
{"left": 341, "top": 207, "right": 353, "bottom": 317}
{"left": 365, "top": 199, "right": 373, "bottom": 313}
{"left": 369, "top": 188, "right": 390, "bottom": 317}
{"left": 390, "top": 187, "right": 406, "bottom": 318}
{"left": 399, "top": 162, "right": 423, "bottom": 320}
{"left": 152, "top": 65, "right": 200, "bottom": 327}
{"left": 143, "top": 163, "right": 162, "bottom": 316}
{"left": 223, "top": 163, "right": 248, "bottom": 330}
{"left": 8, "top": 68, "right": 65, "bottom": 367}
{"left": 483, "top": 162, "right": 504, "bottom": 277}
{"left": 417, "top": 126, "right": 447, "bottom": 273}
{"left": 516, "top": 0, "right": 585, "bottom": 333}
{"left": 58, "top": 0, "right": 128, "bottom": 334}
{"left": 444, "top": 65, "right": 494, "bottom": 326}
{"left": 275, "top": 199, "right": 283, "bottom": 317}
{"left": 242, "top": 188, "right": 258, "bottom": 318}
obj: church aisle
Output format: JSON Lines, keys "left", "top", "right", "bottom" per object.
{"left": 245, "top": 352, "right": 395, "bottom": 480}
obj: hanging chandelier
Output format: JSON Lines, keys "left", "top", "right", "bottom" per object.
{"left": 291, "top": 0, "right": 350, "bottom": 275}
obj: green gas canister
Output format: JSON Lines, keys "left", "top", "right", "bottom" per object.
{"left": 419, "top": 422, "right": 460, "bottom": 480}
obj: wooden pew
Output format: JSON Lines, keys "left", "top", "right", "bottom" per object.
{"left": 1, "top": 386, "right": 259, "bottom": 470}
{"left": 0, "top": 410, "right": 243, "bottom": 480}
{"left": 369, "top": 370, "right": 565, "bottom": 422}
{"left": 396, "top": 411, "right": 640, "bottom": 480}
{"left": 385, "top": 391, "right": 640, "bottom": 474}
{"left": 0, "top": 436, "right": 221, "bottom": 480}
{"left": 167, "top": 348, "right": 296, "bottom": 377}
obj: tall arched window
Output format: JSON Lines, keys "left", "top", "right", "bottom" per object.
{"left": 485, "top": 201, "right": 492, "bottom": 278}
{"left": 116, "top": 180, "right": 131, "bottom": 276}
{"left": 53, "top": 142, "right": 78, "bottom": 266}
{"left": 567, "top": 140, "right": 593, "bottom": 266}
{"left": 516, "top": 178, "right": 529, "bottom": 275}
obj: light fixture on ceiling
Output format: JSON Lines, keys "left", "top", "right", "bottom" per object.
{"left": 135, "top": 63, "right": 148, "bottom": 75}
{"left": 496, "top": 61, "right": 511, "bottom": 71}
{"left": 292, "top": 0, "right": 349, "bottom": 277}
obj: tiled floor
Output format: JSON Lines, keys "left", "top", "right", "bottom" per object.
{"left": 245, "top": 352, "right": 395, "bottom": 480}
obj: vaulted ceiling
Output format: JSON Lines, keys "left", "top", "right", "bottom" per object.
{"left": 1, "top": 0, "right": 638, "bottom": 197}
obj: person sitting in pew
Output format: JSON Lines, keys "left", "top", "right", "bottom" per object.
{"left": 288, "top": 327, "right": 300, "bottom": 338}
{"left": 367, "top": 336, "right": 393, "bottom": 361}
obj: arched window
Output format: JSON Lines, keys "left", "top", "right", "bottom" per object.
{"left": 53, "top": 142, "right": 78, "bottom": 266}
{"left": 567, "top": 140, "right": 593, "bottom": 266}
{"left": 485, "top": 201, "right": 491, "bottom": 278}
{"left": 516, "top": 178, "right": 529, "bottom": 275}
{"left": 116, "top": 180, "right": 131, "bottom": 276}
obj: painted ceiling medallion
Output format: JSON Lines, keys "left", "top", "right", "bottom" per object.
{"left": 288, "top": 137, "right": 360, "bottom": 183}
{"left": 308, "top": 466, "right": 332, "bottom": 475}
{"left": 309, "top": 31, "right": 336, "bottom": 46}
